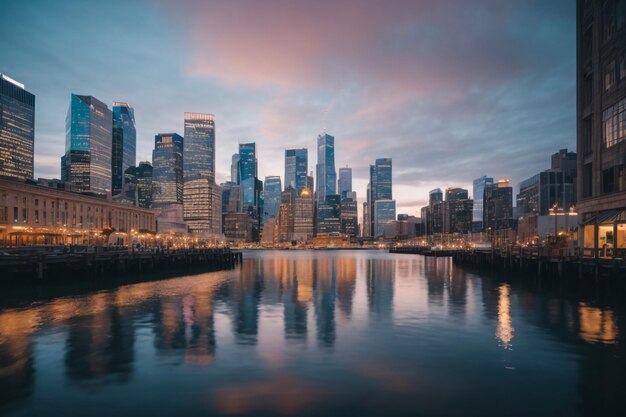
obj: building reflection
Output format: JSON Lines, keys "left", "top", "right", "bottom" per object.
{"left": 314, "top": 257, "right": 336, "bottom": 347}
{"left": 424, "top": 258, "right": 447, "bottom": 306}
{"left": 578, "top": 304, "right": 618, "bottom": 345}
{"left": 496, "top": 284, "right": 514, "bottom": 350}
{"left": 230, "top": 258, "right": 263, "bottom": 345}
{"left": 283, "top": 258, "right": 311, "bottom": 340}
{"left": 336, "top": 257, "right": 356, "bottom": 318}
{"left": 366, "top": 258, "right": 394, "bottom": 319}
{"left": 448, "top": 265, "right": 467, "bottom": 316}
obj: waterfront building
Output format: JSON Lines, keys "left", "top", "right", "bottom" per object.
{"left": 263, "top": 176, "right": 282, "bottom": 222}
{"left": 0, "top": 178, "right": 156, "bottom": 246}
{"left": 340, "top": 194, "right": 358, "bottom": 237}
{"left": 285, "top": 148, "right": 308, "bottom": 194}
{"left": 367, "top": 158, "right": 393, "bottom": 237}
{"left": 577, "top": 0, "right": 626, "bottom": 258}
{"left": 152, "top": 133, "right": 184, "bottom": 206}
{"left": 223, "top": 212, "right": 253, "bottom": 242}
{"left": 338, "top": 167, "right": 352, "bottom": 199}
{"left": 428, "top": 188, "right": 445, "bottom": 235}
{"left": 472, "top": 176, "right": 494, "bottom": 232}
{"left": 239, "top": 142, "right": 263, "bottom": 240}
{"left": 315, "top": 133, "right": 336, "bottom": 205}
{"left": 220, "top": 182, "right": 241, "bottom": 214}
{"left": 183, "top": 179, "right": 222, "bottom": 236}
{"left": 0, "top": 74, "right": 35, "bottom": 182}
{"left": 278, "top": 187, "right": 296, "bottom": 242}
{"left": 448, "top": 198, "right": 474, "bottom": 234}
{"left": 317, "top": 194, "right": 341, "bottom": 234}
{"left": 294, "top": 188, "right": 314, "bottom": 241}
{"left": 61, "top": 94, "right": 112, "bottom": 197}
{"left": 374, "top": 200, "right": 396, "bottom": 238}
{"left": 445, "top": 187, "right": 468, "bottom": 201}
{"left": 111, "top": 102, "right": 136, "bottom": 196}
{"left": 517, "top": 170, "right": 575, "bottom": 216}
{"left": 484, "top": 180, "right": 513, "bottom": 231}
{"left": 261, "top": 218, "right": 278, "bottom": 244}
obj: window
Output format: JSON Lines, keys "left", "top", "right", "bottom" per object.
{"left": 13, "top": 207, "right": 18, "bottom": 223}
{"left": 35, "top": 210, "right": 39, "bottom": 224}
{"left": 22, "top": 208, "right": 27, "bottom": 223}
{"left": 604, "top": 61, "right": 615, "bottom": 91}
{"left": 603, "top": 97, "right": 626, "bottom": 147}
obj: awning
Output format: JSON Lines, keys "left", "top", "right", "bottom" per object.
{"left": 583, "top": 209, "right": 626, "bottom": 225}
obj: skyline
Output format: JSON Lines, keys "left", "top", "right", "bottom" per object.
{"left": 0, "top": 0, "right": 575, "bottom": 215}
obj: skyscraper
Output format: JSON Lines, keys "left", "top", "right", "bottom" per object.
{"left": 0, "top": 74, "right": 34, "bottom": 181}
{"left": 61, "top": 94, "right": 112, "bottom": 196}
{"left": 285, "top": 148, "right": 308, "bottom": 194}
{"left": 239, "top": 142, "right": 263, "bottom": 240}
{"left": 367, "top": 158, "right": 392, "bottom": 237}
{"left": 184, "top": 113, "right": 215, "bottom": 182}
{"left": 484, "top": 180, "right": 513, "bottom": 230}
{"left": 294, "top": 188, "right": 314, "bottom": 241}
{"left": 317, "top": 194, "right": 341, "bottom": 234}
{"left": 263, "top": 176, "right": 282, "bottom": 222}
{"left": 472, "top": 176, "right": 494, "bottom": 232}
{"left": 374, "top": 200, "right": 396, "bottom": 238}
{"left": 445, "top": 187, "right": 472, "bottom": 234}
{"left": 278, "top": 187, "right": 296, "bottom": 242}
{"left": 338, "top": 167, "right": 352, "bottom": 198}
{"left": 231, "top": 153, "right": 240, "bottom": 184}
{"left": 152, "top": 133, "right": 184, "bottom": 206}
{"left": 111, "top": 102, "right": 136, "bottom": 196}
{"left": 316, "top": 133, "right": 336, "bottom": 204}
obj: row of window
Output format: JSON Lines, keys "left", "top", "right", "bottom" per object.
{"left": 603, "top": 53, "right": 626, "bottom": 92}
{"left": 603, "top": 96, "right": 626, "bottom": 147}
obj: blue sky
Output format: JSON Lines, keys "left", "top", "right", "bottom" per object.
{"left": 0, "top": 0, "right": 576, "bottom": 215}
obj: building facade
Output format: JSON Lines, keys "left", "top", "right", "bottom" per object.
{"left": 316, "top": 133, "right": 336, "bottom": 204}
{"left": 152, "top": 133, "right": 184, "bottom": 207}
{"left": 472, "top": 176, "right": 494, "bottom": 232}
{"left": 294, "top": 189, "right": 314, "bottom": 241}
{"left": 111, "top": 102, "right": 136, "bottom": 196}
{"left": 374, "top": 200, "right": 396, "bottom": 238}
{"left": 338, "top": 167, "right": 352, "bottom": 198}
{"left": 263, "top": 176, "right": 282, "bottom": 222}
{"left": 0, "top": 74, "right": 35, "bottom": 182}
{"left": 239, "top": 142, "right": 263, "bottom": 240}
{"left": 62, "top": 95, "right": 112, "bottom": 196}
{"left": 484, "top": 180, "right": 513, "bottom": 231}
{"left": 284, "top": 148, "right": 308, "bottom": 195}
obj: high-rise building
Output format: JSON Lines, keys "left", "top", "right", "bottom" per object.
{"left": 445, "top": 187, "right": 472, "bottom": 234}
{"left": 445, "top": 187, "right": 468, "bottom": 201}
{"left": 317, "top": 194, "right": 341, "bottom": 234}
{"left": 263, "top": 176, "right": 282, "bottom": 222}
{"left": 362, "top": 202, "right": 370, "bottom": 237}
{"left": 315, "top": 133, "right": 336, "bottom": 204}
{"left": 294, "top": 188, "right": 314, "bottom": 241}
{"left": 220, "top": 182, "right": 241, "bottom": 214}
{"left": 183, "top": 113, "right": 220, "bottom": 236}
{"left": 374, "top": 200, "right": 396, "bottom": 237}
{"left": 517, "top": 170, "right": 575, "bottom": 216}
{"left": 367, "top": 158, "right": 393, "bottom": 237}
{"left": 427, "top": 188, "right": 445, "bottom": 234}
{"left": 306, "top": 172, "right": 314, "bottom": 193}
{"left": 338, "top": 167, "right": 352, "bottom": 198}
{"left": 231, "top": 153, "right": 240, "bottom": 184}
{"left": 285, "top": 148, "right": 308, "bottom": 194}
{"left": 576, "top": 0, "right": 626, "bottom": 257}
{"left": 184, "top": 113, "right": 215, "bottom": 182}
{"left": 472, "top": 176, "right": 494, "bottom": 232}
{"left": 152, "top": 133, "right": 184, "bottom": 207}
{"left": 61, "top": 94, "right": 112, "bottom": 196}
{"left": 0, "top": 74, "right": 34, "bottom": 181}
{"left": 340, "top": 193, "right": 358, "bottom": 237}
{"left": 239, "top": 142, "right": 263, "bottom": 240}
{"left": 119, "top": 161, "right": 154, "bottom": 209}
{"left": 278, "top": 187, "right": 296, "bottom": 242}
{"left": 111, "top": 102, "right": 136, "bottom": 196}
{"left": 484, "top": 180, "right": 513, "bottom": 230}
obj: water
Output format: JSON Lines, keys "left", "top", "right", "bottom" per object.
{"left": 0, "top": 250, "right": 624, "bottom": 416}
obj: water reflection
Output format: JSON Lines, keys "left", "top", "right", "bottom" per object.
{"left": 0, "top": 251, "right": 624, "bottom": 416}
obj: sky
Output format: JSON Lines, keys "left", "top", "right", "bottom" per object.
{"left": 0, "top": 0, "right": 576, "bottom": 216}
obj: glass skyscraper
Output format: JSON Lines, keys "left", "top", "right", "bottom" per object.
{"left": 239, "top": 142, "right": 263, "bottom": 239}
{"left": 61, "top": 94, "right": 112, "bottom": 196}
{"left": 111, "top": 102, "right": 136, "bottom": 196}
{"left": 316, "top": 133, "right": 336, "bottom": 204}
{"left": 284, "top": 148, "right": 307, "bottom": 194}
{"left": 374, "top": 200, "right": 396, "bottom": 237}
{"left": 183, "top": 113, "right": 215, "bottom": 182}
{"left": 263, "top": 176, "right": 282, "bottom": 222}
{"left": 0, "top": 74, "right": 34, "bottom": 181}
{"left": 338, "top": 167, "right": 352, "bottom": 198}
{"left": 152, "top": 133, "right": 184, "bottom": 206}
{"left": 367, "top": 158, "right": 392, "bottom": 236}
{"left": 472, "top": 176, "right": 494, "bottom": 232}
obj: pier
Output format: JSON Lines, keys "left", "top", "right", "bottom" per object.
{"left": 391, "top": 245, "right": 626, "bottom": 279}
{"left": 0, "top": 247, "right": 242, "bottom": 282}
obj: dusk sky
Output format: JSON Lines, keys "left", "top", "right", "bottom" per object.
{"left": 0, "top": 0, "right": 575, "bottom": 216}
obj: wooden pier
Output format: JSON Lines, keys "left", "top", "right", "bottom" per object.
{"left": 0, "top": 247, "right": 243, "bottom": 282}
{"left": 391, "top": 245, "right": 626, "bottom": 279}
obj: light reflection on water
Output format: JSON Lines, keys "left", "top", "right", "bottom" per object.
{"left": 0, "top": 250, "right": 624, "bottom": 417}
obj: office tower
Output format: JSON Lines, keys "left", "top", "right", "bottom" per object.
{"left": 183, "top": 113, "right": 221, "bottom": 236}
{"left": 120, "top": 161, "right": 154, "bottom": 209}
{"left": 338, "top": 167, "right": 352, "bottom": 198}
{"left": 517, "top": 170, "right": 575, "bottom": 215}
{"left": 315, "top": 133, "right": 336, "bottom": 204}
{"left": 184, "top": 113, "right": 215, "bottom": 182}
{"left": 223, "top": 212, "right": 253, "bottom": 241}
{"left": 472, "top": 176, "right": 494, "bottom": 232}
{"left": 239, "top": 142, "right": 263, "bottom": 240}
{"left": 278, "top": 187, "right": 296, "bottom": 242}
{"left": 263, "top": 176, "right": 282, "bottom": 222}
{"left": 294, "top": 188, "right": 314, "bottom": 241}
{"left": 231, "top": 153, "right": 240, "bottom": 184}
{"left": 367, "top": 158, "right": 393, "bottom": 236}
{"left": 484, "top": 180, "right": 513, "bottom": 230}
{"left": 0, "top": 74, "right": 34, "bottom": 181}
{"left": 317, "top": 195, "right": 341, "bottom": 234}
{"left": 374, "top": 200, "right": 396, "bottom": 237}
{"left": 111, "top": 102, "right": 136, "bottom": 196}
{"left": 445, "top": 187, "right": 468, "bottom": 201}
{"left": 551, "top": 148, "right": 577, "bottom": 182}
{"left": 362, "top": 202, "right": 370, "bottom": 237}
{"left": 221, "top": 182, "right": 241, "bottom": 214}
{"left": 445, "top": 187, "right": 472, "bottom": 234}
{"left": 306, "top": 172, "right": 314, "bottom": 193}
{"left": 340, "top": 193, "right": 358, "bottom": 237}
{"left": 61, "top": 94, "right": 112, "bottom": 196}
{"left": 285, "top": 148, "right": 308, "bottom": 194}
{"left": 152, "top": 133, "right": 184, "bottom": 206}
